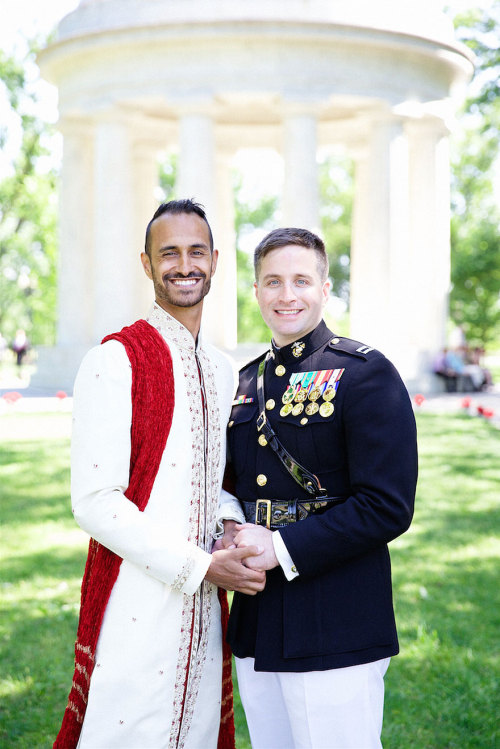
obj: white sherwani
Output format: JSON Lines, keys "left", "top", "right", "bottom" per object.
{"left": 71, "top": 304, "right": 238, "bottom": 749}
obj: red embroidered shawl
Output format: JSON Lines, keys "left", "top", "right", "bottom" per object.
{"left": 54, "top": 319, "right": 234, "bottom": 749}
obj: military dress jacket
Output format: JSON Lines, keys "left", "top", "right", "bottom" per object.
{"left": 226, "top": 320, "right": 418, "bottom": 672}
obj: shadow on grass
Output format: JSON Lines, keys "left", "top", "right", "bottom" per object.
{"left": 0, "top": 603, "right": 78, "bottom": 747}
{"left": 2, "top": 546, "right": 87, "bottom": 585}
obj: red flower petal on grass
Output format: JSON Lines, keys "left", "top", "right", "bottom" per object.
{"left": 414, "top": 393, "right": 425, "bottom": 407}
{"left": 56, "top": 390, "right": 67, "bottom": 399}
{"left": 2, "top": 391, "right": 22, "bottom": 404}
{"left": 461, "top": 398, "right": 471, "bottom": 409}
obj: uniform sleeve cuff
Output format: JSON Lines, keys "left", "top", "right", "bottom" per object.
{"left": 272, "top": 531, "right": 299, "bottom": 581}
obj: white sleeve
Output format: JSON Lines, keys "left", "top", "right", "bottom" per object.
{"left": 272, "top": 531, "right": 299, "bottom": 581}
{"left": 70, "top": 341, "right": 211, "bottom": 595}
{"left": 214, "top": 488, "right": 246, "bottom": 537}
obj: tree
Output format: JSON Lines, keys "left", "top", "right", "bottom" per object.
{"left": 448, "top": 3, "right": 500, "bottom": 348}
{"left": 0, "top": 43, "right": 58, "bottom": 348}
{"left": 233, "top": 173, "right": 278, "bottom": 342}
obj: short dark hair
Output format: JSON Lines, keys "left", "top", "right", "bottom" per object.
{"left": 144, "top": 199, "right": 214, "bottom": 257}
{"left": 254, "top": 227, "right": 328, "bottom": 281}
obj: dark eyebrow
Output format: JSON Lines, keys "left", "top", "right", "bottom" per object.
{"left": 158, "top": 243, "right": 210, "bottom": 252}
{"left": 261, "top": 272, "right": 314, "bottom": 282}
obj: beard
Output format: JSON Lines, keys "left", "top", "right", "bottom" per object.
{"left": 152, "top": 269, "right": 213, "bottom": 309}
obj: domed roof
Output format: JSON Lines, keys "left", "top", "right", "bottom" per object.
{"left": 56, "top": 0, "right": 458, "bottom": 48}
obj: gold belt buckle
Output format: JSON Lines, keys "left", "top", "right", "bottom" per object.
{"left": 256, "top": 499, "right": 272, "bottom": 529}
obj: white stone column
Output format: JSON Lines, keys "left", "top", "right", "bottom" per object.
{"left": 92, "top": 112, "right": 136, "bottom": 342}
{"left": 56, "top": 119, "right": 95, "bottom": 347}
{"left": 204, "top": 148, "right": 238, "bottom": 349}
{"left": 406, "top": 117, "right": 451, "bottom": 389}
{"left": 176, "top": 110, "right": 216, "bottom": 216}
{"left": 31, "top": 117, "right": 96, "bottom": 391}
{"left": 176, "top": 107, "right": 237, "bottom": 348}
{"left": 282, "top": 107, "right": 319, "bottom": 231}
{"left": 350, "top": 115, "right": 411, "bottom": 367}
{"left": 131, "top": 136, "right": 164, "bottom": 317}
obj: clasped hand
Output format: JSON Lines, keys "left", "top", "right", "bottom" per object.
{"left": 207, "top": 520, "right": 278, "bottom": 595}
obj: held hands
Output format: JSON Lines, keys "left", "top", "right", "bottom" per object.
{"left": 206, "top": 520, "right": 277, "bottom": 594}
{"left": 233, "top": 523, "right": 279, "bottom": 572}
{"left": 206, "top": 545, "right": 266, "bottom": 595}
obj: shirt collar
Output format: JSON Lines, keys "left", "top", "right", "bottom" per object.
{"left": 147, "top": 302, "right": 202, "bottom": 353}
{"left": 271, "top": 320, "right": 333, "bottom": 365}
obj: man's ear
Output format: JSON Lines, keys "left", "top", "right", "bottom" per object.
{"left": 141, "top": 252, "right": 153, "bottom": 280}
{"left": 210, "top": 249, "right": 219, "bottom": 277}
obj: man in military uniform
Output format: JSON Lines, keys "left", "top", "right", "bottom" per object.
{"left": 220, "top": 227, "right": 418, "bottom": 748}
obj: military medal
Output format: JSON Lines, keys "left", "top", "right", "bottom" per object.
{"left": 280, "top": 403, "right": 293, "bottom": 416}
{"left": 309, "top": 386, "right": 321, "bottom": 401}
{"left": 292, "top": 402, "right": 304, "bottom": 416}
{"left": 305, "top": 401, "right": 319, "bottom": 416}
{"left": 320, "top": 401, "right": 334, "bottom": 417}
{"left": 323, "top": 387, "right": 336, "bottom": 402}
{"left": 291, "top": 341, "right": 305, "bottom": 358}
{"left": 275, "top": 364, "right": 286, "bottom": 376}
{"left": 282, "top": 387, "right": 295, "bottom": 404}
{"left": 294, "top": 388, "right": 308, "bottom": 403}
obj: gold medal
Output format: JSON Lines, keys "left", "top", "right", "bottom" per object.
{"left": 275, "top": 364, "right": 286, "bottom": 376}
{"left": 292, "top": 402, "right": 304, "bottom": 416}
{"left": 305, "top": 401, "right": 319, "bottom": 416}
{"left": 258, "top": 434, "right": 268, "bottom": 447}
{"left": 309, "top": 387, "right": 321, "bottom": 402}
{"left": 266, "top": 398, "right": 275, "bottom": 410}
{"left": 294, "top": 388, "right": 308, "bottom": 403}
{"left": 320, "top": 401, "right": 334, "bottom": 417}
{"left": 280, "top": 403, "right": 293, "bottom": 416}
{"left": 323, "top": 387, "right": 336, "bottom": 402}
{"left": 256, "top": 474, "right": 268, "bottom": 486}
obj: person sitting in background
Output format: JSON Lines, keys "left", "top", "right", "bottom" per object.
{"left": 433, "top": 348, "right": 458, "bottom": 392}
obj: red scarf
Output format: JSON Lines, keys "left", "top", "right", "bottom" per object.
{"left": 54, "top": 319, "right": 234, "bottom": 749}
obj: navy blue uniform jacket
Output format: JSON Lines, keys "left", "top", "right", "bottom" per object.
{"left": 226, "top": 320, "right": 418, "bottom": 672}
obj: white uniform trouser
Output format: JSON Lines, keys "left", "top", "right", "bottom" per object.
{"left": 235, "top": 656, "right": 390, "bottom": 749}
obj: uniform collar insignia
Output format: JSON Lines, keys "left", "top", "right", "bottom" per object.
{"left": 291, "top": 341, "right": 305, "bottom": 358}
{"left": 271, "top": 321, "right": 332, "bottom": 365}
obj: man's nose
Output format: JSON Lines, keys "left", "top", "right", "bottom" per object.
{"left": 279, "top": 281, "right": 297, "bottom": 303}
{"left": 177, "top": 253, "right": 192, "bottom": 275}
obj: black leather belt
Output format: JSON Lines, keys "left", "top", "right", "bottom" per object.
{"left": 241, "top": 496, "right": 347, "bottom": 530}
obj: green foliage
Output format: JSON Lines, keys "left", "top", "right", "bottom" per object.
{"left": 319, "top": 153, "right": 353, "bottom": 304}
{"left": 1, "top": 409, "right": 499, "bottom": 747}
{"left": 233, "top": 172, "right": 277, "bottom": 342}
{"left": 158, "top": 151, "right": 178, "bottom": 202}
{"left": 0, "top": 45, "right": 58, "bottom": 346}
{"left": 449, "top": 4, "right": 500, "bottom": 349}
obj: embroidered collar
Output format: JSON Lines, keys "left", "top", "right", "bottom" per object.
{"left": 147, "top": 302, "right": 203, "bottom": 353}
{"left": 271, "top": 320, "right": 333, "bottom": 365}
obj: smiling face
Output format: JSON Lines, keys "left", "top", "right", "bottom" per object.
{"left": 254, "top": 244, "right": 331, "bottom": 347}
{"left": 141, "top": 211, "right": 218, "bottom": 327}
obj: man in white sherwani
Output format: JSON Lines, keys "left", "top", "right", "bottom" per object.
{"left": 54, "top": 200, "right": 265, "bottom": 749}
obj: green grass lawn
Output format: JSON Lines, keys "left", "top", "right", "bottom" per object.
{"left": 1, "top": 410, "right": 499, "bottom": 748}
